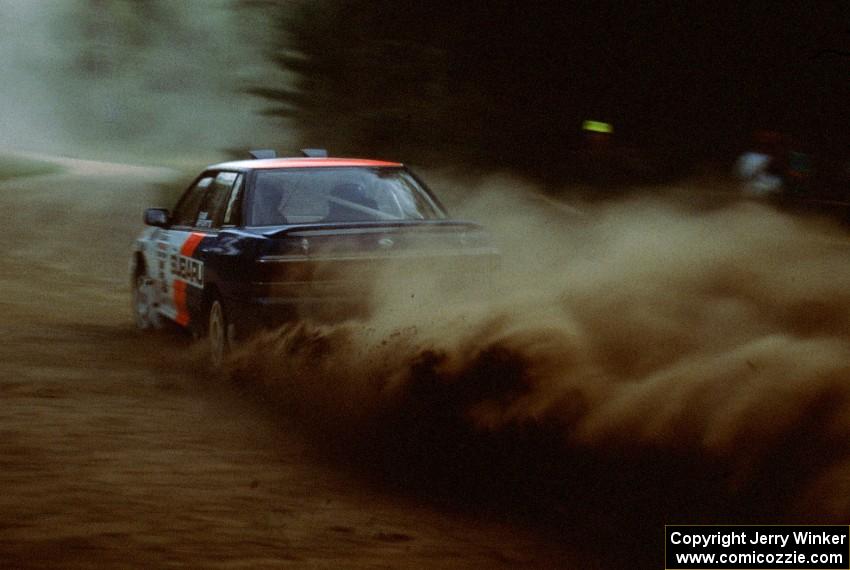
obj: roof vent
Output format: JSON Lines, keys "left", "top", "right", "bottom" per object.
{"left": 300, "top": 148, "right": 328, "bottom": 158}
{"left": 249, "top": 149, "right": 277, "bottom": 159}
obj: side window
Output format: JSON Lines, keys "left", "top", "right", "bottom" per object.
{"left": 171, "top": 176, "right": 213, "bottom": 227}
{"left": 196, "top": 171, "right": 239, "bottom": 229}
{"left": 222, "top": 174, "right": 244, "bottom": 226}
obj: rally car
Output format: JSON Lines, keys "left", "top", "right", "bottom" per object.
{"left": 130, "top": 149, "right": 498, "bottom": 365}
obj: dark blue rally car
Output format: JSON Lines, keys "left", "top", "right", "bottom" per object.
{"left": 130, "top": 149, "right": 498, "bottom": 364}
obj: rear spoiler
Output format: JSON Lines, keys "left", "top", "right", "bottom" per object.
{"left": 259, "top": 220, "right": 482, "bottom": 238}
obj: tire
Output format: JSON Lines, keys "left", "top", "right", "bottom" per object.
{"left": 207, "top": 298, "right": 234, "bottom": 368}
{"left": 132, "top": 272, "right": 162, "bottom": 330}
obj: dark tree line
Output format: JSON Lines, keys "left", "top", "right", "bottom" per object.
{"left": 248, "top": 1, "right": 850, "bottom": 182}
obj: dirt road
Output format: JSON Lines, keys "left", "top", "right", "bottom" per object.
{"left": 0, "top": 161, "right": 582, "bottom": 568}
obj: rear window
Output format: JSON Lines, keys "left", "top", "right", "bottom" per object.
{"left": 247, "top": 167, "right": 444, "bottom": 226}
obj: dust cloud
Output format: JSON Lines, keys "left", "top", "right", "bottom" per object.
{"left": 228, "top": 178, "right": 850, "bottom": 555}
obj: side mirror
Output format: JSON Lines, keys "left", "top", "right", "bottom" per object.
{"left": 144, "top": 208, "right": 170, "bottom": 227}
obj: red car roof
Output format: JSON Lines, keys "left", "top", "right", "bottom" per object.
{"left": 209, "top": 157, "right": 403, "bottom": 170}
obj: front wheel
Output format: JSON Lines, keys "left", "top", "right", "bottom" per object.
{"left": 132, "top": 273, "right": 162, "bottom": 330}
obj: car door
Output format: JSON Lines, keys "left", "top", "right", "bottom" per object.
{"left": 155, "top": 174, "right": 213, "bottom": 323}
{"left": 176, "top": 171, "right": 242, "bottom": 328}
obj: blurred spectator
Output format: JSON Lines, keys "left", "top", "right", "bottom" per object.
{"left": 735, "top": 130, "right": 784, "bottom": 197}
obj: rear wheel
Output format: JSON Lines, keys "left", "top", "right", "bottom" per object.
{"left": 208, "top": 298, "right": 235, "bottom": 368}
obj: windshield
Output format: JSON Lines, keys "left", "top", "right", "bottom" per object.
{"left": 248, "top": 167, "right": 445, "bottom": 226}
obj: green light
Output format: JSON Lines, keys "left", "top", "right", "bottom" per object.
{"left": 582, "top": 120, "right": 613, "bottom": 134}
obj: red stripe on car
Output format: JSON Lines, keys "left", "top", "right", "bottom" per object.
{"left": 180, "top": 232, "right": 205, "bottom": 256}
{"left": 174, "top": 232, "right": 205, "bottom": 325}
{"left": 173, "top": 281, "right": 189, "bottom": 326}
